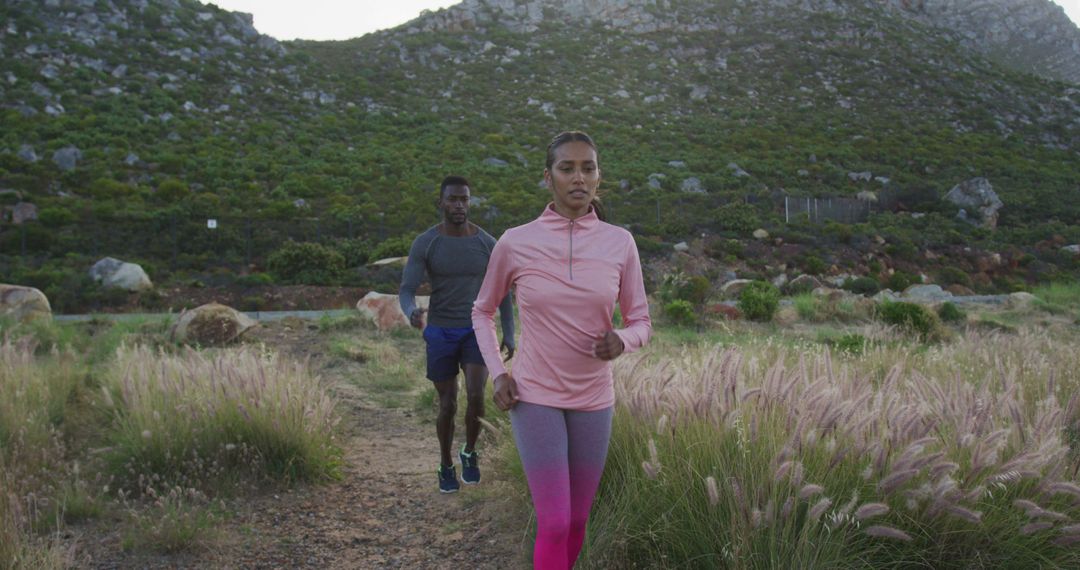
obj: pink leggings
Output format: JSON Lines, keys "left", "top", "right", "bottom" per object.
{"left": 510, "top": 402, "right": 613, "bottom": 570}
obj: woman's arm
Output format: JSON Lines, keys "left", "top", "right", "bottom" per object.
{"left": 612, "top": 235, "right": 652, "bottom": 353}
{"left": 472, "top": 237, "right": 516, "bottom": 380}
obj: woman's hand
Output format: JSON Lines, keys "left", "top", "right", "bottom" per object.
{"left": 593, "top": 330, "right": 625, "bottom": 361}
{"left": 492, "top": 373, "right": 519, "bottom": 411}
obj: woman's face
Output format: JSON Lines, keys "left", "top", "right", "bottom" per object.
{"left": 545, "top": 141, "right": 600, "bottom": 218}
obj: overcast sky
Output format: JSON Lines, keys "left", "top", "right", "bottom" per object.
{"left": 205, "top": 0, "right": 1080, "bottom": 42}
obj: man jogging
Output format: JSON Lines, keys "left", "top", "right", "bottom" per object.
{"left": 399, "top": 175, "right": 515, "bottom": 493}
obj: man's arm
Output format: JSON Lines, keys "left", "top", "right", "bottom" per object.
{"left": 399, "top": 233, "right": 430, "bottom": 328}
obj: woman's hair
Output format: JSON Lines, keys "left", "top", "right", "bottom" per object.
{"left": 545, "top": 131, "right": 606, "bottom": 222}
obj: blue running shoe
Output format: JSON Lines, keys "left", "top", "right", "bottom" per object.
{"left": 460, "top": 446, "right": 480, "bottom": 485}
{"left": 438, "top": 464, "right": 460, "bottom": 493}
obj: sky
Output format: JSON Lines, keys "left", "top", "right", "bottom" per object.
{"left": 206, "top": 0, "right": 1080, "bottom": 42}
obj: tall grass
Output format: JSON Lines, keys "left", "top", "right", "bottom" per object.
{"left": 102, "top": 344, "right": 344, "bottom": 490}
{"left": 0, "top": 338, "right": 81, "bottom": 569}
{"left": 579, "top": 329, "right": 1080, "bottom": 568}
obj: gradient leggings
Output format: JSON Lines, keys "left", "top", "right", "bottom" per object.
{"left": 510, "top": 401, "right": 613, "bottom": 570}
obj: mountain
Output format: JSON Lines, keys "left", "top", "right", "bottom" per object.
{"left": 1, "top": 0, "right": 1078, "bottom": 301}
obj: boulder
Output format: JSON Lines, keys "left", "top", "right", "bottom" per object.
{"left": 673, "top": 242, "right": 690, "bottom": 253}
{"left": 1007, "top": 292, "right": 1037, "bottom": 310}
{"left": 752, "top": 229, "right": 769, "bottom": 240}
{"left": 89, "top": 257, "right": 153, "bottom": 291}
{"left": 11, "top": 202, "right": 37, "bottom": 224}
{"left": 1063, "top": 245, "right": 1080, "bottom": 255}
{"left": 52, "top": 146, "right": 82, "bottom": 172}
{"left": 787, "top": 274, "right": 822, "bottom": 292}
{"left": 720, "top": 279, "right": 754, "bottom": 299}
{"left": 680, "top": 177, "right": 705, "bottom": 193}
{"left": 902, "top": 284, "right": 953, "bottom": 301}
{"left": 356, "top": 292, "right": 430, "bottom": 331}
{"left": 170, "top": 303, "right": 257, "bottom": 345}
{"left": 944, "top": 177, "right": 1003, "bottom": 229}
{"left": 0, "top": 284, "right": 51, "bottom": 322}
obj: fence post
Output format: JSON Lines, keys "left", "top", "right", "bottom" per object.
{"left": 171, "top": 215, "right": 178, "bottom": 270}
{"left": 245, "top": 218, "right": 253, "bottom": 269}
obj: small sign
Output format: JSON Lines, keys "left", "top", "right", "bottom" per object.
{"left": 207, "top": 219, "right": 217, "bottom": 229}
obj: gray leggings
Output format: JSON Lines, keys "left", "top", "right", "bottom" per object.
{"left": 510, "top": 401, "right": 613, "bottom": 570}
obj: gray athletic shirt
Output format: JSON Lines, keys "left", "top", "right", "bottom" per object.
{"left": 399, "top": 225, "right": 515, "bottom": 342}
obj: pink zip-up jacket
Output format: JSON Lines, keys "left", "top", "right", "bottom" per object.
{"left": 472, "top": 203, "right": 652, "bottom": 411}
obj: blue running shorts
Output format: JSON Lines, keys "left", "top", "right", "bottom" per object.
{"left": 423, "top": 325, "right": 485, "bottom": 382}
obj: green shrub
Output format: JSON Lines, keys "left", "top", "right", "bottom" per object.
{"left": 832, "top": 332, "right": 868, "bottom": 354}
{"left": 267, "top": 241, "right": 345, "bottom": 285}
{"left": 877, "top": 301, "right": 941, "bottom": 339}
{"left": 801, "top": 255, "right": 827, "bottom": 275}
{"left": 937, "top": 266, "right": 972, "bottom": 288}
{"left": 369, "top": 235, "right": 412, "bottom": 261}
{"left": 634, "top": 234, "right": 666, "bottom": 255}
{"left": 738, "top": 281, "right": 780, "bottom": 322}
{"left": 236, "top": 272, "right": 274, "bottom": 287}
{"left": 887, "top": 271, "right": 918, "bottom": 292}
{"left": 714, "top": 202, "right": 760, "bottom": 233}
{"left": 664, "top": 300, "right": 696, "bottom": 327}
{"left": 334, "top": 238, "right": 371, "bottom": 267}
{"left": 937, "top": 301, "right": 965, "bottom": 323}
{"left": 679, "top": 275, "right": 712, "bottom": 306}
{"left": 843, "top": 276, "right": 881, "bottom": 296}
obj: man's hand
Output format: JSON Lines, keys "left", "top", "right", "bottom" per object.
{"left": 500, "top": 339, "right": 515, "bottom": 362}
{"left": 493, "top": 373, "right": 519, "bottom": 411}
{"left": 409, "top": 308, "right": 426, "bottom": 330}
{"left": 593, "top": 330, "right": 625, "bottom": 361}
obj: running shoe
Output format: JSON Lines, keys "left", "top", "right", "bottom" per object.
{"left": 460, "top": 446, "right": 480, "bottom": 484}
{"left": 438, "top": 464, "right": 460, "bottom": 493}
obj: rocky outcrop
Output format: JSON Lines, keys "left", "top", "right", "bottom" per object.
{"left": 0, "top": 284, "right": 52, "bottom": 322}
{"left": 170, "top": 303, "right": 257, "bottom": 345}
{"left": 944, "top": 178, "right": 1003, "bottom": 229}
{"left": 88, "top": 257, "right": 153, "bottom": 292}
{"left": 356, "top": 292, "right": 429, "bottom": 331}
{"left": 884, "top": 0, "right": 1080, "bottom": 84}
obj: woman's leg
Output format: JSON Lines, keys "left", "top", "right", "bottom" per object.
{"left": 510, "top": 402, "right": 571, "bottom": 570}
{"left": 565, "top": 406, "right": 613, "bottom": 567}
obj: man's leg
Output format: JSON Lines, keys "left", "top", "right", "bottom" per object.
{"left": 462, "top": 363, "right": 487, "bottom": 454}
{"left": 433, "top": 378, "right": 458, "bottom": 468}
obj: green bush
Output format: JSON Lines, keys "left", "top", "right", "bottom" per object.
{"left": 267, "top": 241, "right": 345, "bottom": 285}
{"left": 937, "top": 301, "right": 965, "bottom": 323}
{"left": 334, "top": 238, "right": 371, "bottom": 267}
{"left": 369, "top": 235, "right": 412, "bottom": 261}
{"left": 937, "top": 266, "right": 972, "bottom": 288}
{"left": 714, "top": 202, "right": 760, "bottom": 234}
{"left": 664, "top": 300, "right": 696, "bottom": 327}
{"left": 877, "top": 301, "right": 941, "bottom": 339}
{"left": 738, "top": 281, "right": 780, "bottom": 322}
{"left": 842, "top": 276, "right": 881, "bottom": 296}
{"left": 236, "top": 272, "right": 274, "bottom": 287}
{"left": 832, "top": 332, "right": 868, "bottom": 354}
{"left": 679, "top": 275, "right": 712, "bottom": 306}
{"left": 887, "top": 271, "right": 918, "bottom": 292}
{"left": 801, "top": 255, "right": 827, "bottom": 275}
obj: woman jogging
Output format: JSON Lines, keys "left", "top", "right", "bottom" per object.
{"left": 471, "top": 131, "right": 652, "bottom": 569}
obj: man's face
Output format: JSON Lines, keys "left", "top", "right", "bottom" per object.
{"left": 440, "top": 184, "right": 470, "bottom": 226}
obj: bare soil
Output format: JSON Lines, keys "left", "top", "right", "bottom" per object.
{"left": 69, "top": 318, "right": 532, "bottom": 569}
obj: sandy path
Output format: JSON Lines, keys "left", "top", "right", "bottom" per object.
{"left": 76, "top": 320, "right": 531, "bottom": 569}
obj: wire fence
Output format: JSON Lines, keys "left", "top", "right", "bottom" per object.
{"left": 0, "top": 189, "right": 904, "bottom": 275}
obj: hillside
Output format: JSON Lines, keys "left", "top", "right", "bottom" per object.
{"left": 1, "top": 0, "right": 1078, "bottom": 308}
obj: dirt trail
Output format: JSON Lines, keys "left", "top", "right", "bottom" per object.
{"left": 78, "top": 320, "right": 531, "bottom": 569}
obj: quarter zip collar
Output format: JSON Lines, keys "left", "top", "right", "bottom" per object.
{"left": 539, "top": 203, "right": 599, "bottom": 280}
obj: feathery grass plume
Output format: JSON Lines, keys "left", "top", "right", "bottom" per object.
{"left": 879, "top": 469, "right": 919, "bottom": 494}
{"left": 1014, "top": 499, "right": 1044, "bottom": 517}
{"left": 705, "top": 476, "right": 719, "bottom": 507}
{"left": 1059, "top": 524, "right": 1080, "bottom": 534}
{"left": 642, "top": 461, "right": 659, "bottom": 480}
{"left": 945, "top": 505, "right": 982, "bottom": 524}
{"left": 809, "top": 497, "right": 833, "bottom": 521}
{"left": 774, "top": 460, "right": 793, "bottom": 482}
{"left": 799, "top": 484, "right": 825, "bottom": 500}
{"left": 1053, "top": 535, "right": 1080, "bottom": 547}
{"left": 648, "top": 438, "right": 660, "bottom": 467}
{"left": 1021, "top": 522, "right": 1054, "bottom": 535}
{"left": 1048, "top": 481, "right": 1080, "bottom": 499}
{"left": 854, "top": 503, "right": 890, "bottom": 521}
{"left": 865, "top": 525, "right": 913, "bottom": 541}
{"left": 780, "top": 496, "right": 795, "bottom": 520}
